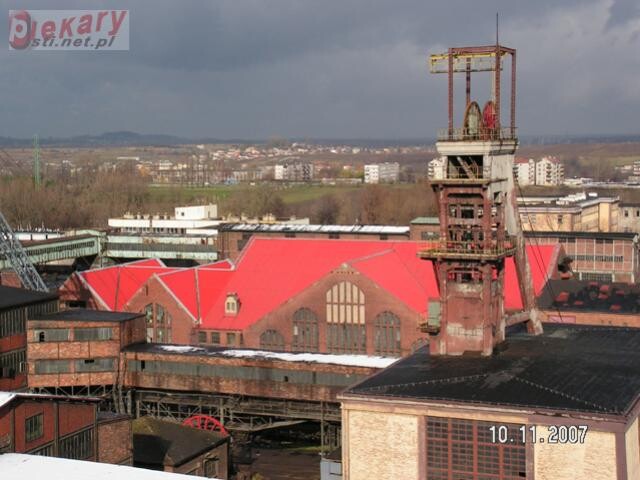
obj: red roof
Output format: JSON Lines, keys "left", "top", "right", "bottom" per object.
{"left": 79, "top": 259, "right": 179, "bottom": 311}
{"left": 197, "top": 238, "right": 557, "bottom": 330}
{"left": 157, "top": 262, "right": 234, "bottom": 321}
{"left": 74, "top": 239, "right": 558, "bottom": 330}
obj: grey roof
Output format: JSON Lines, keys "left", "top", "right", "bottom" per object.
{"left": 31, "top": 308, "right": 144, "bottom": 322}
{"left": 342, "top": 324, "right": 640, "bottom": 417}
{"left": 0, "top": 285, "right": 58, "bottom": 310}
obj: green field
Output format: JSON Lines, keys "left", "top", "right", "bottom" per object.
{"left": 145, "top": 183, "right": 414, "bottom": 207}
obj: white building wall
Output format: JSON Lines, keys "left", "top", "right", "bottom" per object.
{"left": 428, "top": 157, "right": 446, "bottom": 180}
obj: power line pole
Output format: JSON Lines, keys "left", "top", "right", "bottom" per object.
{"left": 33, "top": 134, "right": 41, "bottom": 189}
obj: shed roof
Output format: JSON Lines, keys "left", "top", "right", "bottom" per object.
{"left": 0, "top": 285, "right": 58, "bottom": 310}
{"left": 342, "top": 324, "right": 640, "bottom": 417}
{"left": 133, "top": 417, "right": 227, "bottom": 467}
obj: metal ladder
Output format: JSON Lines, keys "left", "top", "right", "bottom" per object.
{"left": 0, "top": 211, "right": 48, "bottom": 291}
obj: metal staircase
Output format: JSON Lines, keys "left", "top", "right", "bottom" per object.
{"left": 0, "top": 211, "right": 48, "bottom": 291}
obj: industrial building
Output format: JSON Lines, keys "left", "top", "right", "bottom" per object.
{"left": 216, "top": 223, "right": 410, "bottom": 261}
{"left": 0, "top": 390, "right": 132, "bottom": 464}
{"left": 619, "top": 202, "right": 640, "bottom": 232}
{"left": 109, "top": 205, "right": 220, "bottom": 236}
{"left": 0, "top": 286, "right": 58, "bottom": 391}
{"left": 337, "top": 41, "right": 640, "bottom": 480}
{"left": 133, "top": 417, "right": 229, "bottom": 478}
{"left": 518, "top": 192, "right": 620, "bottom": 233}
{"left": 27, "top": 309, "right": 145, "bottom": 393}
{"left": 60, "top": 239, "right": 560, "bottom": 353}
{"left": 340, "top": 324, "right": 640, "bottom": 479}
{"left": 525, "top": 230, "right": 639, "bottom": 283}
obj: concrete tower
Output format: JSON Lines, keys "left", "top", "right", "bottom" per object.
{"left": 420, "top": 44, "right": 542, "bottom": 356}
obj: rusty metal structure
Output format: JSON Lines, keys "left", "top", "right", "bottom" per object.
{"left": 420, "top": 42, "right": 542, "bottom": 355}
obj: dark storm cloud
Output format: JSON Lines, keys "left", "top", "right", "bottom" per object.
{"left": 0, "top": 0, "right": 637, "bottom": 138}
{"left": 607, "top": 0, "right": 640, "bottom": 29}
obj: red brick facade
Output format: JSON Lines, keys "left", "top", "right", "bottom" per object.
{"left": 237, "top": 266, "right": 426, "bottom": 356}
{"left": 0, "top": 394, "right": 98, "bottom": 458}
{"left": 27, "top": 312, "right": 145, "bottom": 389}
{"left": 126, "top": 276, "right": 197, "bottom": 345}
{"left": 98, "top": 415, "right": 133, "bottom": 465}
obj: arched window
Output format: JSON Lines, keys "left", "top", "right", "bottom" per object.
{"left": 326, "top": 282, "right": 366, "bottom": 354}
{"left": 292, "top": 308, "right": 319, "bottom": 352}
{"left": 374, "top": 311, "right": 401, "bottom": 356}
{"left": 144, "top": 303, "right": 172, "bottom": 343}
{"left": 260, "top": 329, "right": 285, "bottom": 351}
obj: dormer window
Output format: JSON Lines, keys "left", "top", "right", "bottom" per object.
{"left": 225, "top": 293, "right": 240, "bottom": 316}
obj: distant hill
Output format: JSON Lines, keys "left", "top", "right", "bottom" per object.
{"left": 0, "top": 131, "right": 637, "bottom": 148}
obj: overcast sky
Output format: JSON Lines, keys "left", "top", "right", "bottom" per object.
{"left": 1, "top": 0, "right": 639, "bottom": 139}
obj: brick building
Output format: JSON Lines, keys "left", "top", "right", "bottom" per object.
{"left": 339, "top": 324, "right": 640, "bottom": 480}
{"left": 27, "top": 309, "right": 145, "bottom": 393}
{"left": 97, "top": 412, "right": 134, "bottom": 465}
{"left": 216, "top": 223, "right": 410, "bottom": 261}
{"left": 60, "top": 239, "right": 560, "bottom": 356}
{"left": 525, "top": 231, "right": 639, "bottom": 283}
{"left": 133, "top": 417, "right": 229, "bottom": 478}
{"left": 0, "top": 391, "right": 100, "bottom": 458}
{"left": 0, "top": 286, "right": 58, "bottom": 391}
{"left": 408, "top": 217, "right": 440, "bottom": 241}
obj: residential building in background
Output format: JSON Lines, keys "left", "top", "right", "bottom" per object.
{"left": 535, "top": 155, "right": 565, "bottom": 185}
{"left": 274, "top": 162, "right": 314, "bottom": 182}
{"left": 518, "top": 192, "right": 619, "bottom": 232}
{"left": 513, "top": 157, "right": 535, "bottom": 186}
{"left": 363, "top": 162, "right": 400, "bottom": 184}
{"left": 427, "top": 157, "right": 446, "bottom": 180}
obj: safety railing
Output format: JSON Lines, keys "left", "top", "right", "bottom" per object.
{"left": 437, "top": 127, "right": 517, "bottom": 142}
{"left": 419, "top": 236, "right": 517, "bottom": 258}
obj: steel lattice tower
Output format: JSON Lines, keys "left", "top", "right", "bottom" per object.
{"left": 420, "top": 43, "right": 542, "bottom": 356}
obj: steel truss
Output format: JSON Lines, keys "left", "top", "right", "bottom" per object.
{"left": 132, "top": 389, "right": 341, "bottom": 450}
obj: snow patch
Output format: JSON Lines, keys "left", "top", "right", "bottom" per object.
{"left": 158, "top": 345, "right": 206, "bottom": 353}
{"left": 221, "top": 349, "right": 397, "bottom": 368}
{"left": 0, "top": 392, "right": 16, "bottom": 408}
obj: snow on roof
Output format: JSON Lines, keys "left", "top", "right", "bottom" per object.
{"left": 0, "top": 392, "right": 16, "bottom": 408}
{"left": 224, "top": 223, "right": 409, "bottom": 234}
{"left": 221, "top": 349, "right": 398, "bottom": 368}
{"left": 0, "top": 453, "right": 217, "bottom": 480}
{"left": 157, "top": 345, "right": 398, "bottom": 368}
